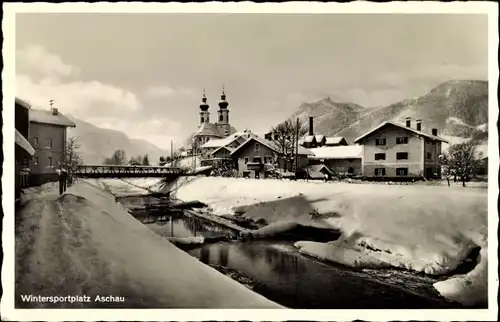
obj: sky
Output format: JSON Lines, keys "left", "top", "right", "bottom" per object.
{"left": 15, "top": 13, "right": 488, "bottom": 150}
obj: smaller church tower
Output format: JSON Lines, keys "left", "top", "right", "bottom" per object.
{"left": 217, "top": 86, "right": 229, "bottom": 125}
{"left": 199, "top": 89, "right": 210, "bottom": 126}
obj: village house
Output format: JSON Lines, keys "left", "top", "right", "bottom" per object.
{"left": 29, "top": 105, "right": 76, "bottom": 185}
{"left": 298, "top": 117, "right": 349, "bottom": 148}
{"left": 199, "top": 131, "right": 257, "bottom": 165}
{"left": 353, "top": 117, "right": 448, "bottom": 180}
{"left": 308, "top": 145, "right": 364, "bottom": 178}
{"left": 15, "top": 98, "right": 35, "bottom": 200}
{"left": 230, "top": 134, "right": 313, "bottom": 179}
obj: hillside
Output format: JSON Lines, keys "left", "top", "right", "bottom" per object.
{"left": 289, "top": 80, "right": 488, "bottom": 144}
{"left": 66, "top": 115, "right": 169, "bottom": 164}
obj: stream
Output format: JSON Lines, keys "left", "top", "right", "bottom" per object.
{"left": 139, "top": 211, "right": 459, "bottom": 309}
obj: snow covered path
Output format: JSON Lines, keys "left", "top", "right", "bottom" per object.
{"left": 15, "top": 182, "right": 282, "bottom": 308}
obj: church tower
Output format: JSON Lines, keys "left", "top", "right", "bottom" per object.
{"left": 199, "top": 89, "right": 210, "bottom": 126}
{"left": 217, "top": 86, "right": 229, "bottom": 125}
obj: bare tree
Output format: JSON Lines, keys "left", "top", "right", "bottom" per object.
{"left": 271, "top": 118, "right": 308, "bottom": 171}
{"left": 439, "top": 140, "right": 482, "bottom": 187}
{"left": 62, "top": 136, "right": 83, "bottom": 184}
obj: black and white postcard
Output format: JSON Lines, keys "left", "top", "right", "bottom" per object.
{"left": 2, "top": 2, "right": 498, "bottom": 321}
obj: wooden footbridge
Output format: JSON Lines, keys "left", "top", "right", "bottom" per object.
{"left": 73, "top": 165, "right": 187, "bottom": 178}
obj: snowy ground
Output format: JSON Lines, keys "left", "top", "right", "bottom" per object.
{"left": 15, "top": 181, "right": 282, "bottom": 308}
{"left": 157, "top": 176, "right": 488, "bottom": 307}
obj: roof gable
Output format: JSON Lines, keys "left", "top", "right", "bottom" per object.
{"left": 29, "top": 109, "right": 76, "bottom": 127}
{"left": 230, "top": 137, "right": 279, "bottom": 156}
{"left": 211, "top": 145, "right": 235, "bottom": 155}
{"left": 353, "top": 121, "right": 448, "bottom": 144}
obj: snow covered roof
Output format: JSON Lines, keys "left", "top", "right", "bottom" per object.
{"left": 195, "top": 123, "right": 238, "bottom": 140}
{"left": 29, "top": 108, "right": 76, "bottom": 127}
{"left": 326, "top": 137, "right": 347, "bottom": 145}
{"left": 195, "top": 122, "right": 222, "bottom": 137}
{"left": 15, "top": 97, "right": 31, "bottom": 110}
{"left": 353, "top": 121, "right": 448, "bottom": 144}
{"left": 314, "top": 135, "right": 325, "bottom": 142}
{"left": 15, "top": 129, "right": 35, "bottom": 156}
{"left": 308, "top": 145, "right": 363, "bottom": 160}
{"left": 306, "top": 164, "right": 334, "bottom": 178}
{"left": 201, "top": 131, "right": 256, "bottom": 149}
{"left": 303, "top": 135, "right": 315, "bottom": 143}
{"left": 230, "top": 136, "right": 314, "bottom": 157}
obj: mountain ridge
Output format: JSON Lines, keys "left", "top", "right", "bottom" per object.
{"left": 288, "top": 80, "right": 488, "bottom": 144}
{"left": 66, "top": 114, "right": 170, "bottom": 165}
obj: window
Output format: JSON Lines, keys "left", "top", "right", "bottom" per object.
{"left": 219, "top": 114, "right": 223, "bottom": 122}
{"left": 33, "top": 137, "right": 38, "bottom": 146}
{"left": 375, "top": 138, "right": 386, "bottom": 146}
{"left": 47, "top": 138, "right": 53, "bottom": 148}
{"left": 254, "top": 143, "right": 260, "bottom": 152}
{"left": 200, "top": 116, "right": 204, "bottom": 123}
{"left": 374, "top": 153, "right": 386, "bottom": 160}
{"left": 396, "top": 168, "right": 408, "bottom": 176}
{"left": 396, "top": 152, "right": 408, "bottom": 160}
{"left": 427, "top": 152, "right": 432, "bottom": 159}
{"left": 244, "top": 157, "right": 249, "bottom": 164}
{"left": 48, "top": 156, "right": 53, "bottom": 167}
{"left": 396, "top": 137, "right": 409, "bottom": 144}
{"left": 253, "top": 157, "right": 262, "bottom": 163}
{"left": 374, "top": 168, "right": 386, "bottom": 176}
{"left": 33, "top": 157, "right": 39, "bottom": 165}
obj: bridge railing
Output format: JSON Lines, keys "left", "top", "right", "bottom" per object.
{"left": 73, "top": 165, "right": 184, "bottom": 177}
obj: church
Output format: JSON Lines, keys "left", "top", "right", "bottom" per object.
{"left": 193, "top": 88, "right": 237, "bottom": 150}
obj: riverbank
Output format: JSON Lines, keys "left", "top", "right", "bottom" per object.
{"left": 158, "top": 176, "right": 488, "bottom": 307}
{"left": 14, "top": 181, "right": 282, "bottom": 308}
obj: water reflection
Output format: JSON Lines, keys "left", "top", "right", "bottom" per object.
{"left": 145, "top": 213, "right": 236, "bottom": 239}
{"left": 188, "top": 241, "right": 456, "bottom": 309}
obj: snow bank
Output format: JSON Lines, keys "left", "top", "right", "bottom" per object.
{"left": 250, "top": 221, "right": 299, "bottom": 238}
{"left": 433, "top": 247, "right": 488, "bottom": 307}
{"left": 165, "top": 236, "right": 205, "bottom": 245}
{"left": 15, "top": 182, "right": 281, "bottom": 308}
{"left": 295, "top": 240, "right": 390, "bottom": 269}
{"left": 164, "top": 177, "right": 488, "bottom": 306}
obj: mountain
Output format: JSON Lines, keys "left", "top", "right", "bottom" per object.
{"left": 66, "top": 115, "right": 170, "bottom": 165}
{"left": 289, "top": 80, "right": 488, "bottom": 144}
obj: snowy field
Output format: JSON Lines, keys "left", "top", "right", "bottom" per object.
{"left": 162, "top": 176, "right": 488, "bottom": 306}
{"left": 15, "top": 182, "right": 281, "bottom": 308}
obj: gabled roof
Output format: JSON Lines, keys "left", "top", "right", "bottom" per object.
{"left": 303, "top": 135, "right": 316, "bottom": 143}
{"left": 314, "top": 135, "right": 325, "bottom": 142}
{"left": 325, "top": 137, "right": 347, "bottom": 145}
{"left": 200, "top": 131, "right": 256, "bottom": 149}
{"left": 211, "top": 145, "right": 235, "bottom": 155}
{"left": 29, "top": 109, "right": 76, "bottom": 127}
{"left": 309, "top": 146, "right": 363, "bottom": 160}
{"left": 306, "top": 164, "right": 335, "bottom": 177}
{"left": 230, "top": 136, "right": 314, "bottom": 157}
{"left": 353, "top": 121, "right": 448, "bottom": 144}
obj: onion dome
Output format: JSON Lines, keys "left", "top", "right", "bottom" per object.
{"left": 199, "top": 89, "right": 209, "bottom": 111}
{"left": 218, "top": 86, "right": 229, "bottom": 109}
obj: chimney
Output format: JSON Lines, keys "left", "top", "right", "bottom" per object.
{"left": 309, "top": 117, "right": 314, "bottom": 135}
{"left": 416, "top": 119, "right": 422, "bottom": 131}
{"left": 432, "top": 128, "right": 438, "bottom": 136}
{"left": 405, "top": 116, "right": 411, "bottom": 128}
{"left": 51, "top": 108, "right": 59, "bottom": 115}
{"left": 274, "top": 133, "right": 279, "bottom": 140}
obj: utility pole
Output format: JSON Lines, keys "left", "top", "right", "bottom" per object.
{"left": 295, "top": 117, "right": 299, "bottom": 180}
{"left": 170, "top": 140, "right": 173, "bottom": 160}
{"left": 49, "top": 100, "right": 55, "bottom": 108}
